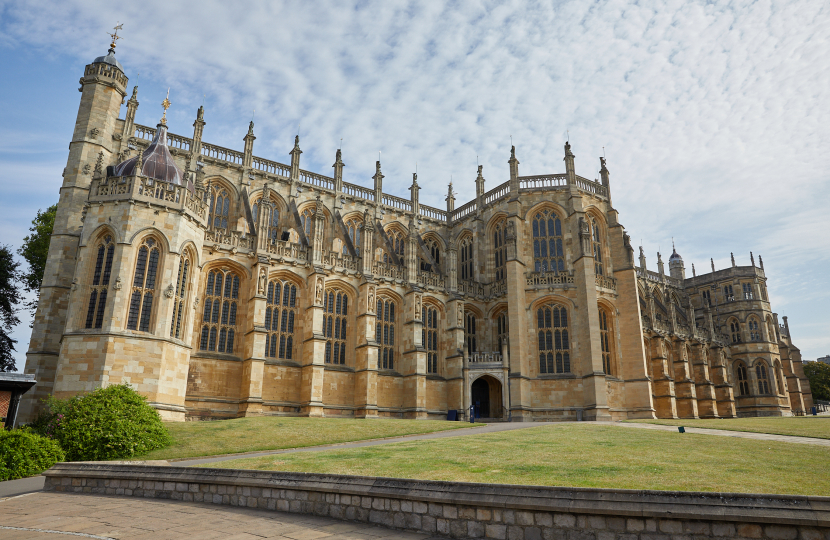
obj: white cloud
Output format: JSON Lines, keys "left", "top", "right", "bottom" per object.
{"left": 0, "top": 0, "right": 828, "bottom": 362}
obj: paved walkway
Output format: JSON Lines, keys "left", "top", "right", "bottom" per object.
{"left": 600, "top": 421, "right": 830, "bottom": 447}
{"left": 0, "top": 492, "right": 437, "bottom": 539}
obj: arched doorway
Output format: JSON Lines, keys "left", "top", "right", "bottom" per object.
{"left": 471, "top": 375, "right": 503, "bottom": 419}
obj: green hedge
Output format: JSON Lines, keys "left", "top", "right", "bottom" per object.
{"left": 0, "top": 429, "right": 65, "bottom": 481}
{"left": 42, "top": 384, "right": 171, "bottom": 461}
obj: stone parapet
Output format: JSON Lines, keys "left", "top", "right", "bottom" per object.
{"left": 43, "top": 463, "right": 830, "bottom": 539}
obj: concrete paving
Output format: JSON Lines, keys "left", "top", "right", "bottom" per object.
{"left": 0, "top": 491, "right": 439, "bottom": 539}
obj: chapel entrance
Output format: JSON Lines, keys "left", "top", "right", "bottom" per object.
{"left": 471, "top": 376, "right": 502, "bottom": 419}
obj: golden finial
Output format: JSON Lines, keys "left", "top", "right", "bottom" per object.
{"left": 160, "top": 88, "right": 171, "bottom": 125}
{"left": 106, "top": 23, "right": 123, "bottom": 51}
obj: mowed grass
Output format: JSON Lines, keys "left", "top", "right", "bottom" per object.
{"left": 628, "top": 416, "right": 830, "bottom": 439}
{"left": 200, "top": 424, "right": 830, "bottom": 496}
{"left": 141, "top": 417, "right": 481, "bottom": 460}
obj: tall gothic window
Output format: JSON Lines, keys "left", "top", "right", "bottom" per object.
{"left": 324, "top": 288, "right": 348, "bottom": 365}
{"left": 736, "top": 361, "right": 750, "bottom": 396}
{"left": 300, "top": 208, "right": 314, "bottom": 238}
{"left": 465, "top": 312, "right": 477, "bottom": 355}
{"left": 170, "top": 254, "right": 190, "bottom": 339}
{"left": 532, "top": 209, "right": 564, "bottom": 273}
{"left": 742, "top": 283, "right": 754, "bottom": 300}
{"left": 591, "top": 218, "right": 604, "bottom": 275}
{"left": 253, "top": 201, "right": 280, "bottom": 244}
{"left": 85, "top": 235, "right": 115, "bottom": 329}
{"left": 729, "top": 319, "right": 742, "bottom": 344}
{"left": 377, "top": 297, "right": 396, "bottom": 369}
{"left": 493, "top": 221, "right": 506, "bottom": 281}
{"left": 748, "top": 317, "right": 761, "bottom": 342}
{"left": 420, "top": 237, "right": 440, "bottom": 272}
{"left": 599, "top": 306, "right": 613, "bottom": 375}
{"left": 265, "top": 279, "right": 298, "bottom": 360}
{"left": 724, "top": 284, "right": 735, "bottom": 302}
{"left": 127, "top": 237, "right": 161, "bottom": 332}
{"left": 756, "top": 361, "right": 771, "bottom": 394}
{"left": 496, "top": 312, "right": 509, "bottom": 354}
{"left": 460, "top": 235, "right": 474, "bottom": 281}
{"left": 209, "top": 187, "right": 230, "bottom": 230}
{"left": 384, "top": 228, "right": 406, "bottom": 264}
{"left": 199, "top": 269, "right": 240, "bottom": 353}
{"left": 344, "top": 217, "right": 362, "bottom": 254}
{"left": 423, "top": 305, "right": 439, "bottom": 373}
{"left": 537, "top": 303, "right": 570, "bottom": 374}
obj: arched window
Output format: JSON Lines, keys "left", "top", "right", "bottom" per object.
{"left": 465, "top": 312, "right": 477, "bottom": 355}
{"left": 199, "top": 268, "right": 240, "bottom": 353}
{"left": 324, "top": 288, "right": 348, "bottom": 365}
{"left": 537, "top": 303, "right": 570, "bottom": 374}
{"left": 460, "top": 235, "right": 474, "bottom": 281}
{"left": 423, "top": 304, "right": 439, "bottom": 373}
{"left": 420, "top": 237, "right": 440, "bottom": 272}
{"left": 384, "top": 228, "right": 406, "bottom": 264}
{"left": 493, "top": 221, "right": 506, "bottom": 281}
{"left": 344, "top": 217, "right": 362, "bottom": 254}
{"left": 742, "top": 283, "right": 754, "bottom": 300}
{"left": 591, "top": 217, "right": 604, "bottom": 276}
{"left": 85, "top": 235, "right": 115, "bottom": 329}
{"left": 748, "top": 317, "right": 761, "bottom": 342}
{"left": 265, "top": 279, "right": 298, "bottom": 360}
{"left": 376, "top": 297, "right": 397, "bottom": 369}
{"left": 496, "top": 311, "right": 509, "bottom": 354}
{"left": 756, "top": 361, "right": 771, "bottom": 394}
{"left": 723, "top": 284, "right": 735, "bottom": 302}
{"left": 127, "top": 237, "right": 161, "bottom": 332}
{"left": 532, "top": 209, "right": 564, "bottom": 273}
{"left": 169, "top": 253, "right": 191, "bottom": 339}
{"left": 736, "top": 361, "right": 750, "bottom": 396}
{"left": 253, "top": 200, "right": 280, "bottom": 244}
{"left": 599, "top": 306, "right": 613, "bottom": 375}
{"left": 300, "top": 208, "right": 314, "bottom": 238}
{"left": 209, "top": 186, "right": 230, "bottom": 230}
{"left": 729, "top": 319, "right": 742, "bottom": 344}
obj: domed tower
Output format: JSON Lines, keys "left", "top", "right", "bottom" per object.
{"left": 669, "top": 243, "right": 685, "bottom": 280}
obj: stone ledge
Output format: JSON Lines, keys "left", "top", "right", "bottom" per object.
{"left": 42, "top": 463, "right": 830, "bottom": 529}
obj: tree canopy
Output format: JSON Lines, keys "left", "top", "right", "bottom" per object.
{"left": 804, "top": 361, "right": 830, "bottom": 401}
{"left": 18, "top": 204, "right": 56, "bottom": 320}
{"left": 0, "top": 246, "right": 21, "bottom": 371}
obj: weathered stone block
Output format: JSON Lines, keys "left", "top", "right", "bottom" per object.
{"left": 486, "top": 523, "right": 507, "bottom": 540}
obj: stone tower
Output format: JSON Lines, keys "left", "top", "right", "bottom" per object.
{"left": 669, "top": 245, "right": 685, "bottom": 280}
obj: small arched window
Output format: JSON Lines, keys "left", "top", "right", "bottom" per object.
{"left": 421, "top": 237, "right": 441, "bottom": 272}
{"left": 209, "top": 187, "right": 230, "bottom": 230}
{"left": 599, "top": 306, "right": 613, "bottom": 375}
{"left": 127, "top": 237, "right": 161, "bottom": 332}
{"left": 265, "top": 279, "right": 298, "bottom": 360}
{"left": 729, "top": 319, "right": 742, "bottom": 344}
{"left": 344, "top": 217, "right": 363, "bottom": 254}
{"left": 537, "top": 303, "right": 570, "bottom": 374}
{"left": 300, "top": 208, "right": 314, "bottom": 238}
{"left": 465, "top": 312, "right": 477, "bottom": 355}
{"left": 170, "top": 253, "right": 191, "bottom": 339}
{"left": 199, "top": 269, "right": 240, "bottom": 354}
{"left": 384, "top": 228, "right": 406, "bottom": 264}
{"left": 376, "top": 297, "right": 397, "bottom": 369}
{"left": 493, "top": 221, "right": 506, "bottom": 281}
{"left": 496, "top": 312, "right": 509, "bottom": 354}
{"left": 460, "top": 235, "right": 474, "bottom": 281}
{"left": 324, "top": 288, "right": 348, "bottom": 365}
{"left": 423, "top": 304, "right": 439, "bottom": 373}
{"left": 756, "top": 361, "right": 771, "bottom": 394}
{"left": 532, "top": 209, "right": 564, "bottom": 273}
{"left": 748, "top": 317, "right": 761, "bottom": 342}
{"left": 591, "top": 218, "right": 604, "bottom": 276}
{"left": 736, "top": 361, "right": 750, "bottom": 396}
{"left": 85, "top": 235, "right": 115, "bottom": 329}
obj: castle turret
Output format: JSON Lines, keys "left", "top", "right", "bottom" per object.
{"left": 669, "top": 243, "right": 685, "bottom": 280}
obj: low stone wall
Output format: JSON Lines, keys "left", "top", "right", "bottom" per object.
{"left": 43, "top": 463, "right": 830, "bottom": 540}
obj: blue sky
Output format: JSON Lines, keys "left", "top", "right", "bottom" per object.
{"left": 1, "top": 0, "right": 828, "bottom": 370}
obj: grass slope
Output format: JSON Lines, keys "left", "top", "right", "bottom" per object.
{"left": 201, "top": 424, "right": 830, "bottom": 496}
{"left": 628, "top": 417, "right": 830, "bottom": 439}
{"left": 142, "top": 417, "right": 480, "bottom": 460}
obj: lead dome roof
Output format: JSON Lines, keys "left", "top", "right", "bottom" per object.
{"left": 92, "top": 49, "right": 123, "bottom": 71}
{"left": 113, "top": 123, "right": 192, "bottom": 191}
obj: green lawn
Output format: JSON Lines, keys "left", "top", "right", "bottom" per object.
{"left": 141, "top": 417, "right": 481, "bottom": 461}
{"left": 627, "top": 417, "right": 830, "bottom": 439}
{"left": 199, "top": 424, "right": 830, "bottom": 496}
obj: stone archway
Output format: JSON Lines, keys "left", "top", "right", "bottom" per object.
{"left": 471, "top": 375, "right": 503, "bottom": 419}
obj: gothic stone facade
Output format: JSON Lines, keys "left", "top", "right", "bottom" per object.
{"left": 19, "top": 49, "right": 813, "bottom": 422}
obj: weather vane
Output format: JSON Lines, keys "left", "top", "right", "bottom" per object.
{"left": 107, "top": 23, "right": 123, "bottom": 51}
{"left": 160, "top": 88, "right": 171, "bottom": 125}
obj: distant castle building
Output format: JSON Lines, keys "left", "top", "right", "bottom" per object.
{"left": 19, "top": 42, "right": 813, "bottom": 422}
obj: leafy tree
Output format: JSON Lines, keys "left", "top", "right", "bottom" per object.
{"left": 0, "top": 245, "right": 21, "bottom": 372}
{"left": 18, "top": 204, "right": 56, "bottom": 320}
{"left": 804, "top": 361, "right": 830, "bottom": 401}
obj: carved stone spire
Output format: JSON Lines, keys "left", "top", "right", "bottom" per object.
{"left": 446, "top": 180, "right": 456, "bottom": 213}
{"left": 711, "top": 258, "right": 715, "bottom": 273}
{"left": 409, "top": 172, "right": 420, "bottom": 216}
{"left": 564, "top": 141, "right": 576, "bottom": 184}
{"left": 731, "top": 252, "right": 736, "bottom": 267}
{"left": 508, "top": 146, "right": 520, "bottom": 192}
{"left": 639, "top": 246, "right": 646, "bottom": 269}
{"left": 657, "top": 251, "right": 664, "bottom": 276}
{"left": 750, "top": 251, "right": 755, "bottom": 266}
{"left": 759, "top": 254, "right": 764, "bottom": 270}
{"left": 332, "top": 148, "right": 344, "bottom": 193}
{"left": 373, "top": 160, "right": 384, "bottom": 203}
{"left": 290, "top": 135, "right": 302, "bottom": 182}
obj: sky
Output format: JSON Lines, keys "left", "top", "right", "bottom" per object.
{"left": 0, "top": 0, "right": 828, "bottom": 371}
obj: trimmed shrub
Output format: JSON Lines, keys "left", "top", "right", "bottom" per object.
{"left": 0, "top": 429, "right": 65, "bottom": 481}
{"left": 46, "top": 384, "right": 171, "bottom": 461}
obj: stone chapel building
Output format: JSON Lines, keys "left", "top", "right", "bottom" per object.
{"left": 19, "top": 44, "right": 813, "bottom": 423}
